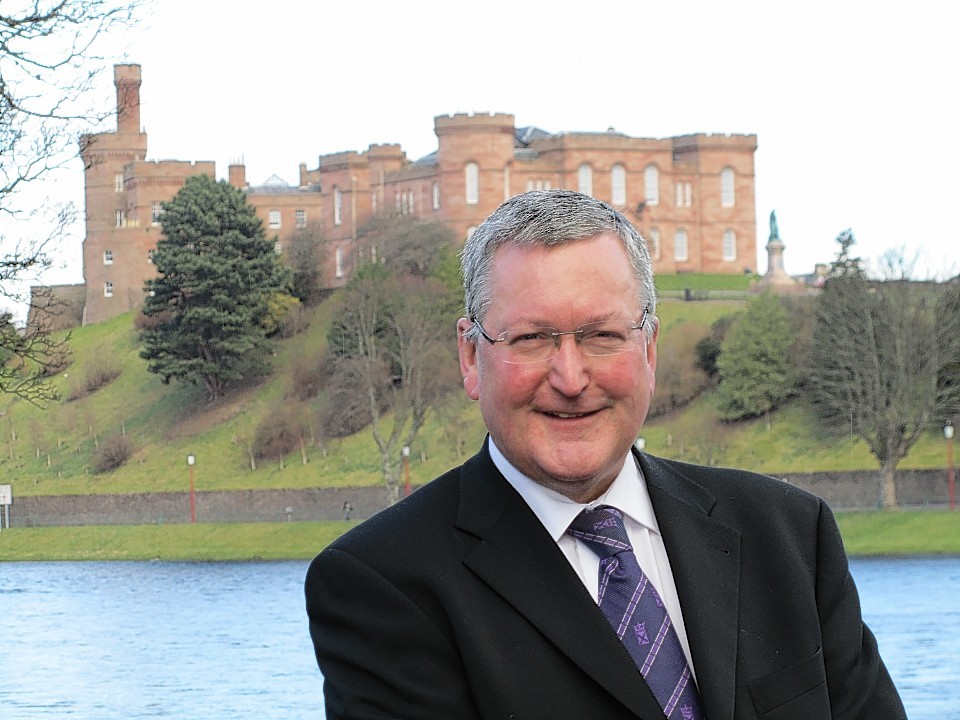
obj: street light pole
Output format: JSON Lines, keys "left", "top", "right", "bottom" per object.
{"left": 403, "top": 446, "right": 411, "bottom": 497}
{"left": 187, "top": 453, "right": 196, "bottom": 523}
{"left": 945, "top": 425, "right": 955, "bottom": 511}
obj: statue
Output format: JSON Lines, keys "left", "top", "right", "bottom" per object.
{"left": 769, "top": 210, "right": 780, "bottom": 241}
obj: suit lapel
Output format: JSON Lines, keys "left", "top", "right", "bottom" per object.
{"left": 455, "top": 447, "right": 665, "bottom": 719}
{"left": 639, "top": 452, "right": 741, "bottom": 720}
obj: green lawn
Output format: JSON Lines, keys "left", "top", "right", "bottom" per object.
{"left": 1, "top": 511, "right": 957, "bottom": 561}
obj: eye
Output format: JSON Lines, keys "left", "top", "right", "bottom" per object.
{"left": 583, "top": 328, "right": 626, "bottom": 341}
{"left": 510, "top": 330, "right": 551, "bottom": 345}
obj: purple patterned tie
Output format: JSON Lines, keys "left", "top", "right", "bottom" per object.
{"left": 567, "top": 505, "right": 705, "bottom": 720}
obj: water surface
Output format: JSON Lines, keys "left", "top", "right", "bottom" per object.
{"left": 1, "top": 557, "right": 957, "bottom": 718}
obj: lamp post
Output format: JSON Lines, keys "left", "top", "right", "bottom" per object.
{"left": 403, "top": 446, "right": 411, "bottom": 497}
{"left": 945, "top": 425, "right": 955, "bottom": 511}
{"left": 187, "top": 453, "right": 196, "bottom": 523}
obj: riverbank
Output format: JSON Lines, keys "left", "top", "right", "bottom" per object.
{"left": 1, "top": 511, "right": 958, "bottom": 561}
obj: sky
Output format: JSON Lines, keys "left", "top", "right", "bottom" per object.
{"left": 15, "top": 0, "right": 960, "bottom": 300}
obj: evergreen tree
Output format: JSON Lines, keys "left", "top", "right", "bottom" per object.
{"left": 715, "top": 293, "right": 795, "bottom": 421}
{"left": 139, "top": 175, "right": 292, "bottom": 400}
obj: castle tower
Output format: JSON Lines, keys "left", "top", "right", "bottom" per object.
{"left": 434, "top": 112, "right": 516, "bottom": 239}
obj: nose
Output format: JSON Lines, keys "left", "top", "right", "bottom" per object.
{"left": 547, "top": 333, "right": 590, "bottom": 397}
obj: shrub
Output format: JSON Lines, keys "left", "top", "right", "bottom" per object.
{"left": 648, "top": 320, "right": 711, "bottom": 419}
{"left": 288, "top": 356, "right": 324, "bottom": 402}
{"left": 252, "top": 405, "right": 305, "bottom": 461}
{"left": 65, "top": 353, "right": 122, "bottom": 401}
{"left": 92, "top": 434, "right": 134, "bottom": 474}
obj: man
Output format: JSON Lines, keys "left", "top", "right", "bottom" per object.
{"left": 305, "top": 190, "right": 905, "bottom": 719}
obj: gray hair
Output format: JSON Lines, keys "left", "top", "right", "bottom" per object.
{"left": 460, "top": 189, "right": 657, "bottom": 341}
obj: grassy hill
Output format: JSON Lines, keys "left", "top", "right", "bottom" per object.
{"left": 0, "top": 288, "right": 951, "bottom": 499}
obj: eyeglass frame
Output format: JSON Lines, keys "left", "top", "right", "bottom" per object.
{"left": 470, "top": 307, "right": 650, "bottom": 363}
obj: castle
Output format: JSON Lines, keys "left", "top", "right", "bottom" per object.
{"left": 57, "top": 64, "right": 759, "bottom": 327}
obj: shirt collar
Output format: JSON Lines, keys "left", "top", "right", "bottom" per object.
{"left": 489, "top": 437, "right": 661, "bottom": 542}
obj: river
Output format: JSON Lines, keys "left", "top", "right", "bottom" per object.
{"left": 0, "top": 557, "right": 957, "bottom": 718}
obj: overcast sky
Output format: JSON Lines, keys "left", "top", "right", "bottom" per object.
{"left": 21, "top": 0, "right": 960, "bottom": 296}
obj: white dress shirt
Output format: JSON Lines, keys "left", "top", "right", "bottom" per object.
{"left": 489, "top": 438, "right": 698, "bottom": 678}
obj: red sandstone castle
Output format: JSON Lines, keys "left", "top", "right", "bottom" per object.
{"left": 74, "top": 64, "right": 757, "bottom": 326}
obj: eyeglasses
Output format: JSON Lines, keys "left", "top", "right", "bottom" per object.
{"left": 471, "top": 308, "right": 649, "bottom": 364}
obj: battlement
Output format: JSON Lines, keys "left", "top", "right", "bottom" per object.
{"left": 319, "top": 150, "right": 367, "bottom": 169}
{"left": 434, "top": 112, "right": 515, "bottom": 135}
{"left": 365, "top": 143, "right": 405, "bottom": 159}
{"left": 127, "top": 159, "right": 216, "bottom": 178}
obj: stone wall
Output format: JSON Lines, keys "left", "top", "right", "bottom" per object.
{"left": 9, "top": 486, "right": 400, "bottom": 527}
{"left": 7, "top": 468, "right": 954, "bottom": 528}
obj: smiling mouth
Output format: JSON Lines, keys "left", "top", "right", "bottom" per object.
{"left": 548, "top": 411, "right": 591, "bottom": 419}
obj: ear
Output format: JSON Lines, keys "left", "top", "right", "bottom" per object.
{"left": 645, "top": 316, "right": 659, "bottom": 396}
{"left": 457, "top": 317, "right": 481, "bottom": 401}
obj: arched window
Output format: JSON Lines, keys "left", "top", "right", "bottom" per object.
{"left": 721, "top": 167, "right": 735, "bottom": 207}
{"left": 644, "top": 165, "right": 659, "bottom": 206}
{"left": 465, "top": 163, "right": 479, "bottom": 205}
{"left": 577, "top": 164, "right": 593, "bottom": 197}
{"left": 611, "top": 164, "right": 626, "bottom": 206}
{"left": 648, "top": 227, "right": 661, "bottom": 261}
{"left": 334, "top": 188, "right": 342, "bottom": 226}
{"left": 674, "top": 229, "right": 688, "bottom": 261}
{"left": 723, "top": 230, "right": 737, "bottom": 261}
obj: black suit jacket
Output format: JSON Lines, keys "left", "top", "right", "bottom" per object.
{"left": 306, "top": 442, "right": 905, "bottom": 719}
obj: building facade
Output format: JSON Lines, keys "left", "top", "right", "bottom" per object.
{"left": 79, "top": 64, "right": 758, "bottom": 325}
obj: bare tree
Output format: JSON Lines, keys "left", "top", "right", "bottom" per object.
{"left": 807, "top": 232, "right": 960, "bottom": 508}
{"left": 326, "top": 265, "right": 460, "bottom": 504}
{"left": 1, "top": 0, "right": 143, "bottom": 401}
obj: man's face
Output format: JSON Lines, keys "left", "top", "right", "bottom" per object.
{"left": 457, "top": 233, "right": 658, "bottom": 502}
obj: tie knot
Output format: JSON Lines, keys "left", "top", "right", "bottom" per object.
{"left": 566, "top": 505, "right": 632, "bottom": 559}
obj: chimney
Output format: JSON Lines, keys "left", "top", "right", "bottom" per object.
{"left": 229, "top": 163, "right": 247, "bottom": 189}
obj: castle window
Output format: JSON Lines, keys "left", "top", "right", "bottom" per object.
{"left": 115, "top": 210, "right": 125, "bottom": 227}
{"left": 268, "top": 210, "right": 281, "bottom": 229}
{"left": 372, "top": 193, "right": 378, "bottom": 214}
{"left": 675, "top": 181, "right": 692, "bottom": 208}
{"left": 335, "top": 247, "right": 344, "bottom": 278}
{"left": 295, "top": 209, "right": 307, "bottom": 228}
{"left": 151, "top": 202, "right": 162, "bottom": 225}
{"left": 401, "top": 192, "right": 409, "bottom": 215}
{"left": 674, "top": 229, "right": 688, "bottom": 261}
{"left": 408, "top": 191, "right": 415, "bottom": 215}
{"left": 721, "top": 168, "right": 735, "bottom": 207}
{"left": 465, "top": 163, "right": 479, "bottom": 205}
{"left": 334, "top": 188, "right": 343, "bottom": 226}
{"left": 274, "top": 240, "right": 283, "bottom": 255}
{"left": 371, "top": 245, "right": 378, "bottom": 264}
{"left": 432, "top": 182, "right": 440, "bottom": 211}
{"left": 577, "top": 164, "right": 593, "bottom": 197}
{"left": 644, "top": 166, "right": 659, "bottom": 206}
{"left": 147, "top": 249, "right": 156, "bottom": 264}
{"left": 648, "top": 227, "right": 661, "bottom": 261}
{"left": 611, "top": 164, "right": 626, "bottom": 206}
{"left": 103, "top": 250, "right": 113, "bottom": 265}
{"left": 115, "top": 174, "right": 124, "bottom": 193}
{"left": 104, "top": 281, "right": 113, "bottom": 297}
{"left": 723, "top": 230, "right": 737, "bottom": 261}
